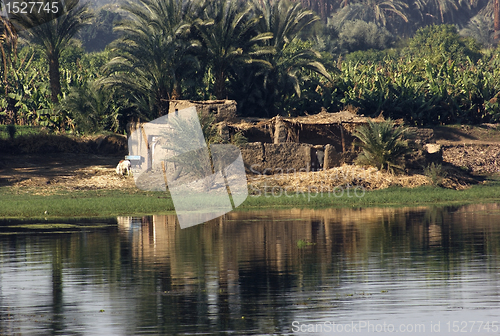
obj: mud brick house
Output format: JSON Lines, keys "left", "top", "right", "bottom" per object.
{"left": 231, "top": 110, "right": 384, "bottom": 174}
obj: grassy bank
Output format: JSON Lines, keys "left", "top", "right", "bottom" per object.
{"left": 0, "top": 189, "right": 175, "bottom": 219}
{"left": 243, "top": 183, "right": 500, "bottom": 209}
{"left": 2, "top": 180, "right": 500, "bottom": 219}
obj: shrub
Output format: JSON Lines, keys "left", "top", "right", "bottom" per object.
{"left": 424, "top": 162, "right": 447, "bottom": 187}
{"left": 404, "top": 24, "right": 481, "bottom": 65}
{"left": 337, "top": 20, "right": 394, "bottom": 53}
{"left": 353, "top": 119, "right": 410, "bottom": 173}
{"left": 460, "top": 16, "right": 496, "bottom": 49}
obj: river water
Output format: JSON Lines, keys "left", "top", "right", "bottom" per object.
{"left": 1, "top": 204, "right": 500, "bottom": 335}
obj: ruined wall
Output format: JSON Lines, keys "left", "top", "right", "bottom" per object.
{"left": 324, "top": 144, "right": 340, "bottom": 169}
{"left": 240, "top": 142, "right": 340, "bottom": 174}
{"left": 263, "top": 143, "right": 312, "bottom": 173}
{"left": 240, "top": 142, "right": 264, "bottom": 172}
{"left": 169, "top": 100, "right": 237, "bottom": 123}
{"left": 242, "top": 125, "right": 273, "bottom": 143}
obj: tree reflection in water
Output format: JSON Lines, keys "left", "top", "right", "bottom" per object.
{"left": 1, "top": 204, "right": 500, "bottom": 334}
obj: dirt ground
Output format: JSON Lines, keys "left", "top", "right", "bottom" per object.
{"left": 434, "top": 124, "right": 500, "bottom": 174}
{"left": 0, "top": 153, "right": 472, "bottom": 195}
{"left": 0, "top": 154, "right": 136, "bottom": 194}
{"left": 433, "top": 124, "right": 500, "bottom": 144}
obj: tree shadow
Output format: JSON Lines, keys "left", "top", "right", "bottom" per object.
{"left": 432, "top": 126, "right": 477, "bottom": 141}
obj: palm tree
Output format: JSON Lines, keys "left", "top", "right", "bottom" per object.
{"left": 11, "top": 0, "right": 92, "bottom": 103}
{"left": 0, "top": 16, "right": 18, "bottom": 123}
{"left": 256, "top": 0, "right": 320, "bottom": 51}
{"left": 353, "top": 119, "right": 410, "bottom": 174}
{"left": 421, "top": 0, "right": 466, "bottom": 24}
{"left": 102, "top": 0, "right": 200, "bottom": 118}
{"left": 495, "top": 0, "right": 500, "bottom": 41}
{"left": 193, "top": 0, "right": 273, "bottom": 99}
{"left": 331, "top": 0, "right": 408, "bottom": 29}
{"left": 252, "top": 0, "right": 332, "bottom": 116}
{"left": 0, "top": 16, "right": 17, "bottom": 90}
{"left": 61, "top": 81, "right": 121, "bottom": 133}
{"left": 299, "top": 0, "right": 340, "bottom": 21}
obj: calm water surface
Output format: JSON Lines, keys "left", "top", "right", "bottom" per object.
{"left": 1, "top": 204, "right": 500, "bottom": 335}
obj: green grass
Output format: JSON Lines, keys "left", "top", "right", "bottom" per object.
{"left": 2, "top": 181, "right": 500, "bottom": 219}
{"left": 241, "top": 183, "right": 500, "bottom": 209}
{"left": 0, "top": 125, "right": 46, "bottom": 139}
{"left": 0, "top": 189, "right": 175, "bottom": 219}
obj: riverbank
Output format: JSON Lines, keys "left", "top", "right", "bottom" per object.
{"left": 3, "top": 124, "right": 500, "bottom": 219}
{"left": 2, "top": 179, "right": 500, "bottom": 219}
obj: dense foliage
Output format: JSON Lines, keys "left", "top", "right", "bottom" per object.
{"left": 353, "top": 119, "right": 410, "bottom": 173}
{"left": 1, "top": 0, "right": 500, "bottom": 134}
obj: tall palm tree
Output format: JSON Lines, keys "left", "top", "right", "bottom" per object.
{"left": 299, "top": 0, "right": 340, "bottom": 21}
{"left": 422, "top": 0, "right": 467, "bottom": 24}
{"left": 0, "top": 16, "right": 18, "bottom": 122}
{"left": 252, "top": 0, "right": 332, "bottom": 116}
{"left": 495, "top": 0, "right": 500, "bottom": 40}
{"left": 473, "top": 0, "right": 499, "bottom": 41}
{"left": 0, "top": 17, "right": 17, "bottom": 96}
{"left": 256, "top": 0, "right": 320, "bottom": 51}
{"left": 331, "top": 0, "right": 408, "bottom": 28}
{"left": 102, "top": 0, "right": 200, "bottom": 117}
{"left": 11, "top": 0, "right": 92, "bottom": 103}
{"left": 193, "top": 0, "right": 273, "bottom": 99}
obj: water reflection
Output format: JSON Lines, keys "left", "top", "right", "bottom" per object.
{"left": 1, "top": 204, "right": 500, "bottom": 335}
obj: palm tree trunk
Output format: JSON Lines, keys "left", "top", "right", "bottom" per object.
{"left": 171, "top": 81, "right": 181, "bottom": 100}
{"left": 215, "top": 70, "right": 226, "bottom": 100}
{"left": 157, "top": 88, "right": 169, "bottom": 116}
{"left": 495, "top": 0, "right": 500, "bottom": 41}
{"left": 48, "top": 53, "right": 62, "bottom": 103}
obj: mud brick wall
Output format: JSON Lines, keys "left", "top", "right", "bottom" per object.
{"left": 323, "top": 144, "right": 340, "bottom": 169}
{"left": 169, "top": 100, "right": 237, "bottom": 123}
{"left": 240, "top": 142, "right": 264, "bottom": 172}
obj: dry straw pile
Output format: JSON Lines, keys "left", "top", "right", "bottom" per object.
{"left": 248, "top": 164, "right": 432, "bottom": 193}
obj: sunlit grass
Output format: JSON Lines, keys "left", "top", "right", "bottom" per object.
{"left": 2, "top": 181, "right": 500, "bottom": 219}
{"left": 240, "top": 182, "right": 500, "bottom": 209}
{"left": 0, "top": 188, "right": 175, "bottom": 218}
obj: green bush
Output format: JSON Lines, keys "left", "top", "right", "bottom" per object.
{"left": 404, "top": 24, "right": 481, "bottom": 65}
{"left": 424, "top": 162, "right": 447, "bottom": 187}
{"left": 337, "top": 20, "right": 394, "bottom": 53}
{"left": 353, "top": 119, "right": 410, "bottom": 173}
